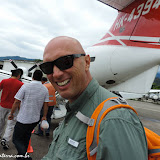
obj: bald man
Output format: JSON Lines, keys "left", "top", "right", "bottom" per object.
{"left": 40, "top": 36, "right": 147, "bottom": 160}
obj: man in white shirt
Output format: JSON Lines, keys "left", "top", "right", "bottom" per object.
{"left": 8, "top": 70, "right": 49, "bottom": 160}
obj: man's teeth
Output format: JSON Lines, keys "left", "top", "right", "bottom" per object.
{"left": 57, "top": 79, "right": 70, "bottom": 86}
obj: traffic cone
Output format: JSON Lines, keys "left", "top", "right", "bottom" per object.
{"left": 27, "top": 139, "right": 33, "bottom": 153}
{"left": 32, "top": 130, "right": 35, "bottom": 134}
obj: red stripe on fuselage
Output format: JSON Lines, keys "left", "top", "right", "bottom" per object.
{"left": 98, "top": 0, "right": 160, "bottom": 49}
{"left": 94, "top": 40, "right": 122, "bottom": 46}
{"left": 94, "top": 39, "right": 160, "bottom": 49}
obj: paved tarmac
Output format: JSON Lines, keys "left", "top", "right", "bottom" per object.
{"left": 0, "top": 118, "right": 63, "bottom": 160}
{"left": 0, "top": 99, "right": 160, "bottom": 160}
{"left": 128, "top": 99, "right": 160, "bottom": 134}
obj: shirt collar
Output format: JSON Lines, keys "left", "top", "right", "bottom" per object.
{"left": 31, "top": 80, "right": 42, "bottom": 84}
{"left": 66, "top": 78, "right": 99, "bottom": 112}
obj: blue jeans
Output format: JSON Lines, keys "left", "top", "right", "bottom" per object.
{"left": 12, "top": 121, "right": 38, "bottom": 159}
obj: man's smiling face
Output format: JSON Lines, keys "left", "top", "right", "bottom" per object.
{"left": 43, "top": 36, "right": 91, "bottom": 103}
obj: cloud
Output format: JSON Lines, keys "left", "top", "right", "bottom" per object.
{"left": 0, "top": 0, "right": 117, "bottom": 59}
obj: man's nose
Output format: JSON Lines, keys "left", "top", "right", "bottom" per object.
{"left": 52, "top": 65, "right": 64, "bottom": 78}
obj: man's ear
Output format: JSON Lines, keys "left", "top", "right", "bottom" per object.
{"left": 85, "top": 55, "right": 90, "bottom": 71}
{"left": 17, "top": 74, "right": 21, "bottom": 80}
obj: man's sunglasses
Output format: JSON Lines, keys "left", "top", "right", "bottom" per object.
{"left": 39, "top": 54, "right": 85, "bottom": 74}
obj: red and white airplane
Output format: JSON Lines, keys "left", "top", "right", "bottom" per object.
{"left": 0, "top": 0, "right": 159, "bottom": 119}
{"left": 86, "top": 0, "right": 160, "bottom": 99}
{"left": 0, "top": 0, "right": 160, "bottom": 100}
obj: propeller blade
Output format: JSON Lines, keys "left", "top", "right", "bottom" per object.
{"left": 9, "top": 59, "right": 18, "bottom": 69}
{"left": 28, "top": 64, "right": 37, "bottom": 72}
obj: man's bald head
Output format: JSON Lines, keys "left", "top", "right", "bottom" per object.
{"left": 42, "top": 36, "right": 92, "bottom": 103}
{"left": 43, "top": 36, "right": 85, "bottom": 62}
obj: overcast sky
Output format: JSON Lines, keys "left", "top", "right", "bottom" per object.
{"left": 0, "top": 0, "right": 117, "bottom": 60}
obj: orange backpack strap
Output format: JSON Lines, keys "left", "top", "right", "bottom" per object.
{"left": 84, "top": 97, "right": 137, "bottom": 160}
{"left": 76, "top": 97, "right": 160, "bottom": 160}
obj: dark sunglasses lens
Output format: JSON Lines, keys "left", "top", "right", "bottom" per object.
{"left": 40, "top": 62, "right": 53, "bottom": 74}
{"left": 55, "top": 56, "right": 73, "bottom": 70}
{"left": 40, "top": 54, "right": 83, "bottom": 74}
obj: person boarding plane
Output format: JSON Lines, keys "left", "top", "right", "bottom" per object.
{"left": 0, "top": 60, "right": 67, "bottom": 119}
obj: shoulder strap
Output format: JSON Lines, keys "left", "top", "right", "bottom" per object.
{"left": 85, "top": 97, "right": 137, "bottom": 160}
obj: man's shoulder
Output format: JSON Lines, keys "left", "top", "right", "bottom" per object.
{"left": 84, "top": 86, "right": 117, "bottom": 115}
{"left": 92, "top": 86, "right": 117, "bottom": 105}
{"left": 19, "top": 83, "right": 30, "bottom": 90}
{"left": 41, "top": 83, "right": 48, "bottom": 89}
{"left": 15, "top": 79, "right": 23, "bottom": 85}
{"left": 0, "top": 78, "right": 21, "bottom": 84}
{"left": 99, "top": 85, "right": 116, "bottom": 96}
{"left": 1, "top": 78, "right": 10, "bottom": 82}
{"left": 101, "top": 106, "right": 140, "bottom": 128}
{"left": 44, "top": 83, "right": 55, "bottom": 90}
{"left": 34, "top": 82, "right": 49, "bottom": 93}
{"left": 6, "top": 78, "right": 22, "bottom": 83}
{"left": 0, "top": 79, "right": 6, "bottom": 86}
{"left": 42, "top": 84, "right": 49, "bottom": 92}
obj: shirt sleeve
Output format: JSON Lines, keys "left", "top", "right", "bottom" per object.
{"left": 14, "top": 85, "right": 25, "bottom": 101}
{"left": 0, "top": 79, "right": 4, "bottom": 90}
{"left": 96, "top": 109, "right": 148, "bottom": 160}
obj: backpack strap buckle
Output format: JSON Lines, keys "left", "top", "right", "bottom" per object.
{"left": 76, "top": 111, "right": 95, "bottom": 126}
{"left": 110, "top": 97, "right": 128, "bottom": 105}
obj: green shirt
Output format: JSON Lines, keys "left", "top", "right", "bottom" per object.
{"left": 42, "top": 78, "right": 147, "bottom": 160}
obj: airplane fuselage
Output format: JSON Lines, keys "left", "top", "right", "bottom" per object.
{"left": 86, "top": 0, "right": 160, "bottom": 96}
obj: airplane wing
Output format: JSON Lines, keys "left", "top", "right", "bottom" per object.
{"left": 0, "top": 60, "right": 38, "bottom": 84}
{"left": 0, "top": 69, "right": 32, "bottom": 83}
{"left": 98, "top": 0, "right": 135, "bottom": 10}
